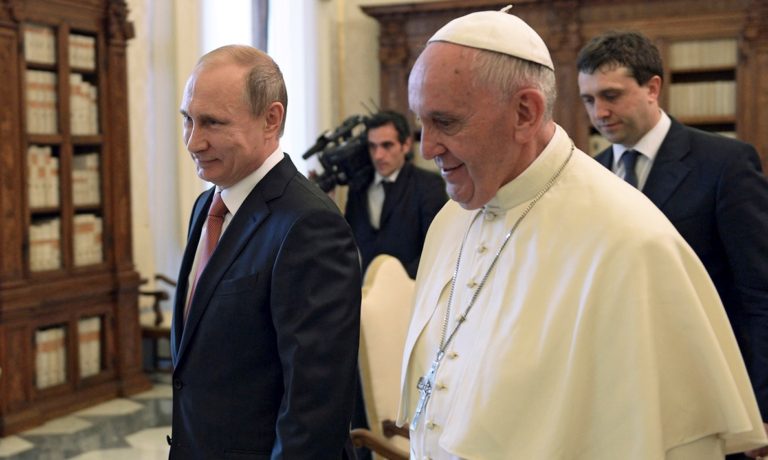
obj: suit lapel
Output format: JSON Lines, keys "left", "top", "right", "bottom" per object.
{"left": 594, "top": 119, "right": 693, "bottom": 209}
{"left": 351, "top": 185, "right": 375, "bottom": 232}
{"left": 595, "top": 147, "right": 613, "bottom": 169}
{"left": 643, "top": 119, "right": 692, "bottom": 208}
{"left": 176, "top": 195, "right": 270, "bottom": 360}
{"left": 174, "top": 156, "right": 296, "bottom": 365}
{"left": 380, "top": 163, "right": 410, "bottom": 228}
{"left": 171, "top": 191, "right": 211, "bottom": 363}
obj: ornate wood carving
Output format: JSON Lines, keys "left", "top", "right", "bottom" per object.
{"left": 744, "top": 0, "right": 768, "bottom": 45}
{"left": 107, "top": 0, "right": 134, "bottom": 42}
{"left": 545, "top": 0, "right": 586, "bottom": 146}
{"left": 378, "top": 18, "right": 408, "bottom": 68}
{"left": 0, "top": 0, "right": 26, "bottom": 23}
{"left": 742, "top": 0, "right": 768, "bottom": 167}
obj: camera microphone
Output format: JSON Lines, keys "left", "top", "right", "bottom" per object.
{"left": 302, "top": 115, "right": 366, "bottom": 159}
{"left": 302, "top": 133, "right": 331, "bottom": 159}
{"left": 327, "top": 115, "right": 365, "bottom": 140}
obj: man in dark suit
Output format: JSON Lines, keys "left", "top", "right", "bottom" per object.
{"left": 344, "top": 111, "right": 447, "bottom": 279}
{"left": 170, "top": 44, "right": 361, "bottom": 459}
{"left": 577, "top": 31, "right": 768, "bottom": 459}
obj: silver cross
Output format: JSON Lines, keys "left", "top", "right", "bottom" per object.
{"left": 411, "top": 351, "right": 444, "bottom": 428}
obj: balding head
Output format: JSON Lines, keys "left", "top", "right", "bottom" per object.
{"left": 197, "top": 45, "right": 288, "bottom": 136}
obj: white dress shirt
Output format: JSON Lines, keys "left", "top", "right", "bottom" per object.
{"left": 611, "top": 110, "right": 671, "bottom": 190}
{"left": 367, "top": 169, "right": 401, "bottom": 229}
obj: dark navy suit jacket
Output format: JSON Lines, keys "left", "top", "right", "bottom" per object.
{"left": 170, "top": 155, "right": 361, "bottom": 459}
{"left": 344, "top": 161, "right": 446, "bottom": 279}
{"left": 595, "top": 119, "right": 768, "bottom": 419}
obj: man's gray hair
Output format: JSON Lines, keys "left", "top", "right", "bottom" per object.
{"left": 471, "top": 49, "right": 557, "bottom": 121}
{"left": 198, "top": 44, "right": 288, "bottom": 135}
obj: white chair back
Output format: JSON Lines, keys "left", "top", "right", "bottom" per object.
{"left": 358, "top": 255, "right": 414, "bottom": 455}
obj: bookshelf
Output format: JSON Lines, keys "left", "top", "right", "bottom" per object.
{"left": 0, "top": 0, "right": 150, "bottom": 435}
{"left": 665, "top": 38, "right": 738, "bottom": 137}
{"left": 362, "top": 0, "right": 768, "bottom": 172}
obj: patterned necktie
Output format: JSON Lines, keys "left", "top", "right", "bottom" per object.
{"left": 621, "top": 149, "right": 640, "bottom": 188}
{"left": 184, "top": 191, "right": 228, "bottom": 323}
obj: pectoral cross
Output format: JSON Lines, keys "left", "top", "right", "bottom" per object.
{"left": 411, "top": 351, "right": 444, "bottom": 428}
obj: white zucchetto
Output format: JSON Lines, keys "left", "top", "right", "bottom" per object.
{"left": 428, "top": 6, "right": 555, "bottom": 71}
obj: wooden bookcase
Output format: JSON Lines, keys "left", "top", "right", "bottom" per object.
{"left": 0, "top": 0, "right": 150, "bottom": 435}
{"left": 664, "top": 38, "right": 738, "bottom": 136}
{"left": 361, "top": 0, "right": 768, "bottom": 171}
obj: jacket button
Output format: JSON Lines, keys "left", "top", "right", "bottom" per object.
{"left": 173, "top": 378, "right": 183, "bottom": 390}
{"left": 166, "top": 435, "right": 172, "bottom": 446}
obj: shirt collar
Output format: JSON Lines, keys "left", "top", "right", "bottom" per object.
{"left": 612, "top": 110, "right": 671, "bottom": 165}
{"left": 374, "top": 167, "right": 402, "bottom": 186}
{"left": 217, "top": 145, "right": 284, "bottom": 216}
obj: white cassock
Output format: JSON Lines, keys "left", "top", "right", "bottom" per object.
{"left": 398, "top": 125, "right": 767, "bottom": 459}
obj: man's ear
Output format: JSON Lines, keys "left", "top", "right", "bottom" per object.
{"left": 512, "top": 88, "right": 546, "bottom": 144}
{"left": 645, "top": 75, "right": 663, "bottom": 101}
{"left": 402, "top": 136, "right": 414, "bottom": 153}
{"left": 264, "top": 101, "right": 285, "bottom": 136}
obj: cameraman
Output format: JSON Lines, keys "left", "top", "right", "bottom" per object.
{"left": 344, "top": 110, "right": 447, "bottom": 279}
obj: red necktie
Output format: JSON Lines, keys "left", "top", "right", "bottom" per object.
{"left": 184, "top": 191, "right": 228, "bottom": 323}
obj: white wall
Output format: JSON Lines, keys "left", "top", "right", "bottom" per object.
{"left": 127, "top": 0, "right": 153, "bottom": 286}
{"left": 268, "top": 0, "right": 323, "bottom": 174}
{"left": 127, "top": 0, "right": 203, "bottom": 292}
{"left": 202, "top": 0, "right": 252, "bottom": 52}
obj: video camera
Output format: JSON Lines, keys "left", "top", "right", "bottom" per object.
{"left": 303, "top": 115, "right": 373, "bottom": 193}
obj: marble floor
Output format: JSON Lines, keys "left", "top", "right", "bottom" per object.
{"left": 0, "top": 378, "right": 171, "bottom": 459}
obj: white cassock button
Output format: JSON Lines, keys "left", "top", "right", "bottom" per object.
{"left": 448, "top": 351, "right": 459, "bottom": 360}
{"left": 477, "top": 244, "right": 487, "bottom": 254}
{"left": 436, "top": 382, "right": 447, "bottom": 391}
{"left": 466, "top": 279, "right": 478, "bottom": 289}
{"left": 426, "top": 420, "right": 437, "bottom": 430}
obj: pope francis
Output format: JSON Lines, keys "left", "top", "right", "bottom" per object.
{"left": 398, "top": 7, "right": 768, "bottom": 460}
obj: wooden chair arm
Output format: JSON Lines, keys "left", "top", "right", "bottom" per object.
{"left": 139, "top": 273, "right": 176, "bottom": 326}
{"left": 139, "top": 289, "right": 169, "bottom": 327}
{"left": 139, "top": 273, "right": 176, "bottom": 327}
{"left": 139, "top": 289, "right": 169, "bottom": 300}
{"left": 154, "top": 273, "right": 177, "bottom": 287}
{"left": 350, "top": 428, "right": 408, "bottom": 460}
{"left": 382, "top": 419, "right": 410, "bottom": 439}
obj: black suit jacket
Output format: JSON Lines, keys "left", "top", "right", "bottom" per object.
{"left": 344, "top": 161, "right": 447, "bottom": 279}
{"left": 595, "top": 119, "right": 768, "bottom": 418}
{"left": 170, "top": 155, "right": 362, "bottom": 459}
